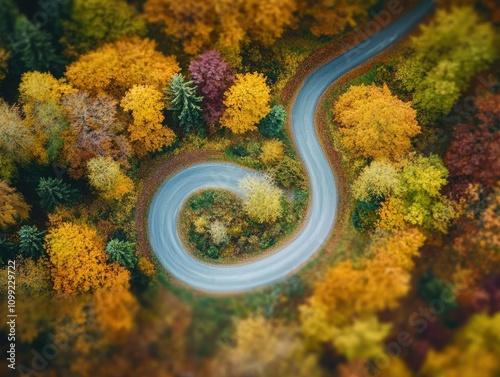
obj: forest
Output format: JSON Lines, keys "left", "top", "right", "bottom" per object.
{"left": 0, "top": 0, "right": 499, "bottom": 376}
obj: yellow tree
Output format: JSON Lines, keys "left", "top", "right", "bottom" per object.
{"left": 87, "top": 156, "right": 134, "bottom": 200}
{"left": 301, "top": 228, "right": 425, "bottom": 347}
{"left": 213, "top": 315, "right": 325, "bottom": 377}
{"left": 18, "top": 71, "right": 76, "bottom": 162}
{"left": 238, "top": 174, "right": 283, "bottom": 223}
{"left": 143, "top": 0, "right": 212, "bottom": 55}
{"left": 419, "top": 313, "right": 500, "bottom": 377}
{"left": 221, "top": 72, "right": 270, "bottom": 134}
{"left": 65, "top": 37, "right": 180, "bottom": 98}
{"left": 0, "top": 181, "right": 30, "bottom": 230}
{"left": 334, "top": 84, "right": 420, "bottom": 162}
{"left": 0, "top": 100, "right": 36, "bottom": 163}
{"left": 120, "top": 84, "right": 176, "bottom": 155}
{"left": 260, "top": 139, "right": 284, "bottom": 165}
{"left": 45, "top": 222, "right": 129, "bottom": 295}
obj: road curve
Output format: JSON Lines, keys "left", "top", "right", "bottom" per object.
{"left": 148, "top": 0, "right": 434, "bottom": 293}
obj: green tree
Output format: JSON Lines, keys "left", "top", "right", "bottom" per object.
{"left": 396, "top": 7, "right": 497, "bottom": 124}
{"left": 62, "top": 0, "right": 146, "bottom": 55}
{"left": 165, "top": 74, "right": 204, "bottom": 134}
{"left": 11, "top": 16, "right": 65, "bottom": 75}
{"left": 259, "top": 105, "right": 286, "bottom": 137}
{"left": 104, "top": 239, "right": 137, "bottom": 269}
{"left": 36, "top": 177, "right": 80, "bottom": 212}
{"left": 17, "top": 225, "right": 45, "bottom": 261}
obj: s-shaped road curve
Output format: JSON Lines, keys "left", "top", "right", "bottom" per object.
{"left": 148, "top": 0, "right": 434, "bottom": 293}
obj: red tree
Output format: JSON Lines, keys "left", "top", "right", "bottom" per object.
{"left": 445, "top": 94, "right": 500, "bottom": 193}
{"left": 188, "top": 50, "right": 234, "bottom": 124}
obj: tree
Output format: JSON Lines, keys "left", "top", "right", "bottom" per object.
{"left": 36, "top": 177, "right": 79, "bottom": 212}
{"left": 221, "top": 72, "right": 271, "bottom": 134}
{"left": 208, "top": 220, "right": 228, "bottom": 245}
{"left": 189, "top": 50, "right": 235, "bottom": 124}
{"left": 10, "top": 16, "right": 65, "bottom": 74}
{"left": 0, "top": 100, "right": 36, "bottom": 163}
{"left": 18, "top": 71, "right": 75, "bottom": 162}
{"left": 213, "top": 316, "right": 324, "bottom": 377}
{"left": 0, "top": 181, "right": 29, "bottom": 230}
{"left": 164, "top": 74, "right": 204, "bottom": 134}
{"left": 352, "top": 161, "right": 399, "bottom": 202}
{"left": 62, "top": 0, "right": 146, "bottom": 55}
{"left": 396, "top": 7, "right": 497, "bottom": 124}
{"left": 301, "top": 228, "right": 424, "bottom": 332}
{"left": 87, "top": 157, "right": 134, "bottom": 200}
{"left": 143, "top": 0, "right": 212, "bottom": 55}
{"left": 17, "top": 225, "right": 45, "bottom": 260}
{"left": 260, "top": 139, "right": 284, "bottom": 165}
{"left": 45, "top": 222, "right": 129, "bottom": 294}
{"left": 61, "top": 92, "right": 131, "bottom": 178}
{"left": 238, "top": 174, "right": 283, "bottom": 223}
{"left": 259, "top": 105, "right": 286, "bottom": 137}
{"left": 302, "top": 0, "right": 378, "bottom": 37}
{"left": 445, "top": 94, "right": 500, "bottom": 191}
{"left": 419, "top": 313, "right": 500, "bottom": 377}
{"left": 378, "top": 155, "right": 456, "bottom": 233}
{"left": 0, "top": 48, "right": 9, "bottom": 82}
{"left": 271, "top": 156, "right": 306, "bottom": 189}
{"left": 65, "top": 37, "right": 180, "bottom": 98}
{"left": 104, "top": 239, "right": 137, "bottom": 269}
{"left": 120, "top": 85, "right": 176, "bottom": 155}
{"left": 334, "top": 84, "right": 420, "bottom": 161}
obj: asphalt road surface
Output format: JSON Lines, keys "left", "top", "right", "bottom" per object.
{"left": 148, "top": 0, "right": 435, "bottom": 293}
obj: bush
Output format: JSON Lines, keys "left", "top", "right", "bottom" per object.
{"left": 259, "top": 105, "right": 286, "bottom": 137}
{"left": 272, "top": 156, "right": 306, "bottom": 189}
{"left": 352, "top": 197, "right": 383, "bottom": 232}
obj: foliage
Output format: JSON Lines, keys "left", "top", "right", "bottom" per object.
{"left": 208, "top": 220, "right": 229, "bottom": 245}
{"left": 62, "top": 0, "right": 146, "bottom": 55}
{"left": 36, "top": 177, "right": 79, "bottom": 212}
{"left": 17, "top": 225, "right": 45, "bottom": 260}
{"left": 352, "top": 197, "right": 383, "bottom": 232}
{"left": 61, "top": 92, "right": 131, "bottom": 178}
{"left": 239, "top": 174, "right": 283, "bottom": 223}
{"left": 419, "top": 313, "right": 500, "bottom": 377}
{"left": 18, "top": 71, "right": 75, "bottom": 162}
{"left": 303, "top": 0, "right": 378, "bottom": 37}
{"left": 0, "top": 48, "right": 10, "bottom": 82}
{"left": 396, "top": 7, "right": 497, "bottom": 124}
{"left": 0, "top": 100, "right": 36, "bottom": 163}
{"left": 214, "top": 316, "right": 325, "bottom": 377}
{"left": 379, "top": 155, "right": 456, "bottom": 233}
{"left": 165, "top": 74, "right": 204, "bottom": 134}
{"left": 221, "top": 72, "right": 271, "bottom": 134}
{"left": 445, "top": 94, "right": 500, "bottom": 191}
{"left": 189, "top": 50, "right": 235, "bottom": 124}
{"left": 45, "top": 222, "right": 130, "bottom": 294}
{"left": 143, "top": 0, "right": 297, "bottom": 55}
{"left": 11, "top": 16, "right": 65, "bottom": 75}
{"left": 334, "top": 84, "right": 420, "bottom": 161}
{"left": 65, "top": 37, "right": 180, "bottom": 98}
{"left": 259, "top": 104, "right": 286, "bottom": 137}
{"left": 121, "top": 84, "right": 176, "bottom": 155}
{"left": 260, "top": 139, "right": 284, "bottom": 165}
{"left": 271, "top": 156, "right": 306, "bottom": 189}
{"left": 104, "top": 239, "right": 137, "bottom": 269}
{"left": 0, "top": 181, "right": 30, "bottom": 230}
{"left": 352, "top": 161, "right": 399, "bottom": 202}
{"left": 331, "top": 316, "right": 392, "bottom": 360}
{"left": 87, "top": 156, "right": 134, "bottom": 200}
{"left": 418, "top": 271, "right": 458, "bottom": 316}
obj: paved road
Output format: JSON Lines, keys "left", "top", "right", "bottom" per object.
{"left": 148, "top": 0, "right": 434, "bottom": 293}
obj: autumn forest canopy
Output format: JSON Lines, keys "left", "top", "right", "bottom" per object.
{"left": 0, "top": 0, "right": 500, "bottom": 376}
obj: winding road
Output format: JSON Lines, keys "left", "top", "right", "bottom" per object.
{"left": 148, "top": 0, "right": 434, "bottom": 293}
